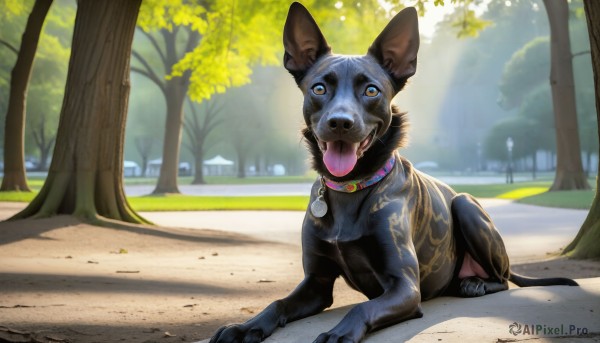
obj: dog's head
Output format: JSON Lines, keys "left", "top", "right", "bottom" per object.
{"left": 283, "top": 2, "right": 419, "bottom": 181}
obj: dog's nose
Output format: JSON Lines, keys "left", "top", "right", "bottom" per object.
{"left": 327, "top": 114, "right": 354, "bottom": 134}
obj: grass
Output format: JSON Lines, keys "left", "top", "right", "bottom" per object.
{"left": 0, "top": 177, "right": 595, "bottom": 211}
{"left": 124, "top": 174, "right": 318, "bottom": 186}
{"left": 128, "top": 195, "right": 310, "bottom": 211}
{"left": 516, "top": 190, "right": 595, "bottom": 210}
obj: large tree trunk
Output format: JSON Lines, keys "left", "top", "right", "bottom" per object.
{"left": 543, "top": 0, "right": 590, "bottom": 191}
{"left": 150, "top": 29, "right": 199, "bottom": 194}
{"left": 11, "top": 0, "right": 148, "bottom": 225}
{"left": 152, "top": 75, "right": 189, "bottom": 194}
{"left": 563, "top": 0, "right": 600, "bottom": 259}
{"left": 1, "top": 0, "right": 53, "bottom": 192}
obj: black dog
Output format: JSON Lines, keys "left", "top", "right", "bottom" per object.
{"left": 210, "top": 3, "right": 577, "bottom": 343}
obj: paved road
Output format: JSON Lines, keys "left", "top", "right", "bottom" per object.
{"left": 125, "top": 183, "right": 315, "bottom": 196}
{"left": 143, "top": 198, "right": 587, "bottom": 263}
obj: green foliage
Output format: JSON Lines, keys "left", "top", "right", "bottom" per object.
{"left": 0, "top": 0, "right": 30, "bottom": 23}
{"left": 483, "top": 117, "right": 537, "bottom": 161}
{"left": 138, "top": 0, "right": 207, "bottom": 32}
{"left": 451, "top": 8, "right": 492, "bottom": 38}
{"left": 498, "top": 36, "right": 549, "bottom": 110}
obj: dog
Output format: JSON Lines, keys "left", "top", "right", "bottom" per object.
{"left": 209, "top": 3, "right": 578, "bottom": 343}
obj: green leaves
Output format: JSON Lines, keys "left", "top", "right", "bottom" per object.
{"left": 138, "top": 0, "right": 207, "bottom": 33}
{"left": 452, "top": 8, "right": 492, "bottom": 38}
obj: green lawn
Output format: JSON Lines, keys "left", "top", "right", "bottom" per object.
{"left": 129, "top": 195, "right": 310, "bottom": 211}
{"left": 0, "top": 178, "right": 595, "bottom": 211}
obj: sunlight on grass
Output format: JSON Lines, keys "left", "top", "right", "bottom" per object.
{"left": 497, "top": 187, "right": 548, "bottom": 200}
{"left": 517, "top": 190, "right": 594, "bottom": 210}
{"left": 0, "top": 191, "right": 37, "bottom": 202}
{"left": 128, "top": 195, "right": 310, "bottom": 211}
{"left": 0, "top": 178, "right": 594, "bottom": 210}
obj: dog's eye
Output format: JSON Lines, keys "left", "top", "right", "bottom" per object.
{"left": 312, "top": 84, "right": 326, "bottom": 95}
{"left": 365, "top": 86, "right": 380, "bottom": 97}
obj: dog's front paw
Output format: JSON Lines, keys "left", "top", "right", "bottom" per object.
{"left": 209, "top": 324, "right": 264, "bottom": 343}
{"left": 459, "top": 277, "right": 487, "bottom": 297}
{"left": 313, "top": 323, "right": 366, "bottom": 343}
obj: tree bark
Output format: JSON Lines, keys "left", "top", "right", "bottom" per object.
{"left": 152, "top": 74, "right": 188, "bottom": 194}
{"left": 1, "top": 0, "right": 53, "bottom": 192}
{"left": 563, "top": 0, "right": 600, "bottom": 259}
{"left": 11, "top": 0, "right": 148, "bottom": 225}
{"left": 542, "top": 0, "right": 590, "bottom": 191}
{"left": 192, "top": 147, "right": 206, "bottom": 184}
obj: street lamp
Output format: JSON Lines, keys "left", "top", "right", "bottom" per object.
{"left": 506, "top": 137, "right": 514, "bottom": 184}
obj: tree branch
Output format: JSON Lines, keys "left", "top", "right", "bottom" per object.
{"left": 130, "top": 50, "right": 166, "bottom": 94}
{"left": 0, "top": 38, "right": 18, "bottom": 55}
{"left": 137, "top": 28, "right": 168, "bottom": 68}
{"left": 572, "top": 50, "right": 591, "bottom": 58}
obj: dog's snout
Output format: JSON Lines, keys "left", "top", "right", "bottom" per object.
{"left": 327, "top": 114, "right": 354, "bottom": 134}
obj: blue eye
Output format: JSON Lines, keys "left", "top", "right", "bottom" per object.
{"left": 365, "top": 85, "right": 380, "bottom": 97}
{"left": 312, "top": 84, "right": 326, "bottom": 95}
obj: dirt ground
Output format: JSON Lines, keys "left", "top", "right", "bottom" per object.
{"left": 0, "top": 202, "right": 599, "bottom": 343}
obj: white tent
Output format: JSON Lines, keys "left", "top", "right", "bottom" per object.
{"left": 203, "top": 155, "right": 234, "bottom": 176}
{"left": 203, "top": 155, "right": 234, "bottom": 166}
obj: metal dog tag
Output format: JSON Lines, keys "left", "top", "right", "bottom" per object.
{"left": 310, "top": 196, "right": 328, "bottom": 218}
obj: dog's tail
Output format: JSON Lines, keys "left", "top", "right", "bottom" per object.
{"left": 509, "top": 271, "right": 578, "bottom": 287}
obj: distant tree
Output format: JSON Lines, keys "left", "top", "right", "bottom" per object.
{"left": 183, "top": 97, "right": 223, "bottom": 184}
{"left": 563, "top": 0, "right": 600, "bottom": 259}
{"left": 1, "top": 0, "right": 53, "bottom": 192}
{"left": 12, "top": 0, "right": 148, "bottom": 225}
{"left": 134, "top": 135, "right": 154, "bottom": 177}
{"left": 484, "top": 117, "right": 538, "bottom": 162}
{"left": 498, "top": 37, "right": 550, "bottom": 110}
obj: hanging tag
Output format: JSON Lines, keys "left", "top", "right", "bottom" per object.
{"left": 310, "top": 195, "right": 328, "bottom": 218}
{"left": 310, "top": 177, "right": 328, "bottom": 218}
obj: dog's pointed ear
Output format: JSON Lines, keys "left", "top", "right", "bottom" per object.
{"left": 367, "top": 7, "right": 419, "bottom": 89}
{"left": 283, "top": 2, "right": 331, "bottom": 81}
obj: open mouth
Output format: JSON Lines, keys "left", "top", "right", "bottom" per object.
{"left": 318, "top": 130, "right": 376, "bottom": 177}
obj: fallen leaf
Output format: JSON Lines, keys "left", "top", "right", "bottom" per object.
{"left": 87, "top": 261, "right": 98, "bottom": 264}
{"left": 240, "top": 307, "right": 254, "bottom": 314}
{"left": 258, "top": 279, "right": 275, "bottom": 283}
{"left": 164, "top": 331, "right": 176, "bottom": 337}
{"left": 211, "top": 252, "right": 219, "bottom": 256}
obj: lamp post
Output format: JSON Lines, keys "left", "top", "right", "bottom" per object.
{"left": 506, "top": 137, "right": 514, "bottom": 184}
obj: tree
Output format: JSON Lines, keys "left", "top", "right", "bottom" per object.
{"left": 498, "top": 37, "right": 550, "bottom": 110}
{"left": 542, "top": 0, "right": 590, "bottom": 191}
{"left": 183, "top": 97, "right": 223, "bottom": 184}
{"left": 134, "top": 135, "right": 154, "bottom": 177}
{"left": 131, "top": 18, "right": 201, "bottom": 193}
{"left": 11, "top": 0, "right": 148, "bottom": 225}
{"left": 563, "top": 0, "right": 600, "bottom": 259}
{"left": 1, "top": 0, "right": 53, "bottom": 192}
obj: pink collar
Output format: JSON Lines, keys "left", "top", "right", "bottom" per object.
{"left": 323, "top": 156, "right": 396, "bottom": 193}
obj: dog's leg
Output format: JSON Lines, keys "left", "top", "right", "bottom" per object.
{"left": 450, "top": 193, "right": 510, "bottom": 297}
{"left": 313, "top": 217, "right": 423, "bottom": 343}
{"left": 210, "top": 275, "right": 335, "bottom": 343}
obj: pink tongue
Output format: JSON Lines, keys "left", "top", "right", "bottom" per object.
{"left": 323, "top": 141, "right": 358, "bottom": 177}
